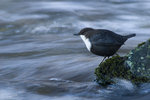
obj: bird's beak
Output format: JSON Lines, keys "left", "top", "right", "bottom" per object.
{"left": 73, "top": 33, "right": 79, "bottom": 36}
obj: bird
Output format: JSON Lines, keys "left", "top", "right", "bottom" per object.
{"left": 74, "top": 27, "right": 136, "bottom": 64}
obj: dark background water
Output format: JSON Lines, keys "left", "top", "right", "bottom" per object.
{"left": 0, "top": 0, "right": 150, "bottom": 100}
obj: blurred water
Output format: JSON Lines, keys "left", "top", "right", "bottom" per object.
{"left": 0, "top": 0, "right": 150, "bottom": 100}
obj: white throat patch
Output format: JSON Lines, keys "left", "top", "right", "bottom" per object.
{"left": 80, "top": 35, "right": 91, "bottom": 51}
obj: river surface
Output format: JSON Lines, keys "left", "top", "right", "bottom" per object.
{"left": 0, "top": 0, "right": 150, "bottom": 100}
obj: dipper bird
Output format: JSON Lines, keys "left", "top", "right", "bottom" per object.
{"left": 74, "top": 28, "right": 136, "bottom": 63}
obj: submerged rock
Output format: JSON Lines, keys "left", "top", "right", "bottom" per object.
{"left": 95, "top": 39, "right": 150, "bottom": 86}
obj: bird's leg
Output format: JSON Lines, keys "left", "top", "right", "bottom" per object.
{"left": 115, "top": 53, "right": 119, "bottom": 56}
{"left": 100, "top": 56, "right": 107, "bottom": 65}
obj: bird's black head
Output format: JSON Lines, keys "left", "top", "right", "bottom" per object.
{"left": 74, "top": 28, "right": 94, "bottom": 36}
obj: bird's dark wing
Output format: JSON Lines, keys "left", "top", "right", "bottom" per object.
{"left": 88, "top": 30, "right": 124, "bottom": 46}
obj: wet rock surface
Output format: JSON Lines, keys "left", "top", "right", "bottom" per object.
{"left": 95, "top": 39, "right": 150, "bottom": 86}
{"left": 125, "top": 39, "right": 150, "bottom": 79}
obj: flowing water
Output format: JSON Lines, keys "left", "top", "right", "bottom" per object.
{"left": 0, "top": 0, "right": 150, "bottom": 100}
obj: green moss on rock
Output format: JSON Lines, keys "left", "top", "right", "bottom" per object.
{"left": 95, "top": 55, "right": 130, "bottom": 85}
{"left": 95, "top": 39, "right": 150, "bottom": 86}
{"left": 137, "top": 42, "right": 146, "bottom": 47}
{"left": 125, "top": 39, "right": 150, "bottom": 79}
{"left": 95, "top": 56, "right": 150, "bottom": 86}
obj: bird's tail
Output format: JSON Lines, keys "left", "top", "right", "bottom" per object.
{"left": 125, "top": 33, "right": 136, "bottom": 39}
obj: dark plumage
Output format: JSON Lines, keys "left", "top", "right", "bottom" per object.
{"left": 74, "top": 27, "right": 136, "bottom": 63}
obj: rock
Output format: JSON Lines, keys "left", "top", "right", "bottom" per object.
{"left": 95, "top": 39, "right": 150, "bottom": 86}
{"left": 125, "top": 39, "right": 150, "bottom": 79}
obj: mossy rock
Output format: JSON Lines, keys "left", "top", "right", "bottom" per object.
{"left": 95, "top": 39, "right": 150, "bottom": 86}
{"left": 125, "top": 39, "right": 150, "bottom": 79}
{"left": 95, "top": 56, "right": 130, "bottom": 85}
